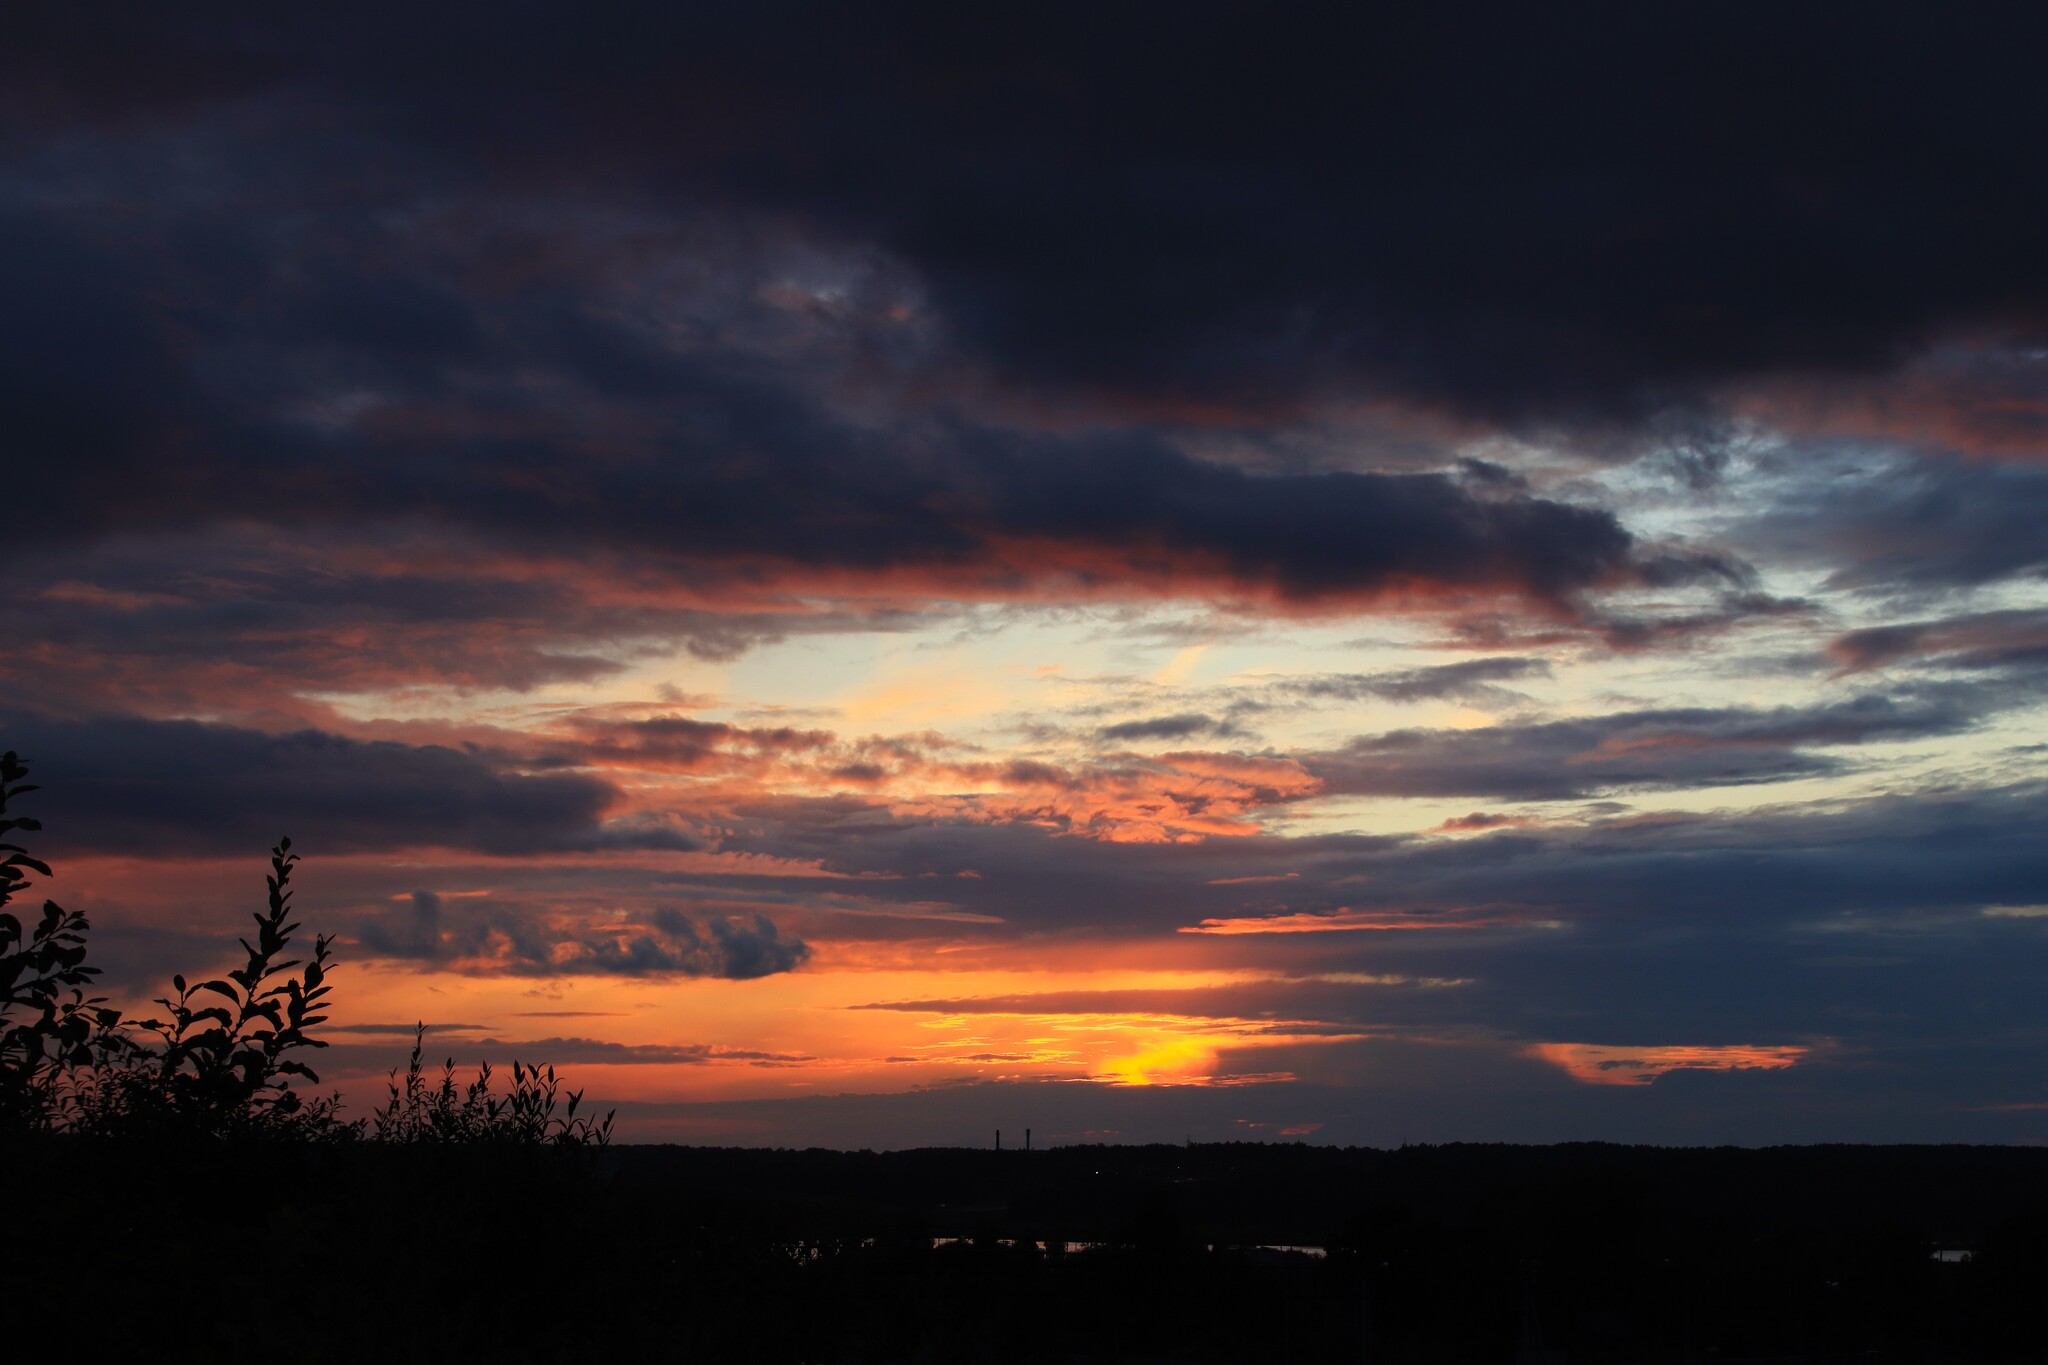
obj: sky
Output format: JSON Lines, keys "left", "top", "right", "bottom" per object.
{"left": 7, "top": 4, "right": 2048, "bottom": 1148}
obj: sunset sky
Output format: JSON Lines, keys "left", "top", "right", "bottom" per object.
{"left": 8, "top": 5, "right": 2048, "bottom": 1147}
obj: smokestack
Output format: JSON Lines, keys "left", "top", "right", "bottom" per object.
{"left": 1026, "top": 1127, "right": 1032, "bottom": 1151}
{"left": 996, "top": 1129, "right": 1001, "bottom": 1151}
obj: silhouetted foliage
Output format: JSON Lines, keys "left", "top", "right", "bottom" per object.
{"left": 0, "top": 751, "right": 116, "bottom": 1132}
{"left": 68, "top": 837, "right": 361, "bottom": 1141}
{"left": 0, "top": 751, "right": 609, "bottom": 1148}
{"left": 374, "top": 1021, "right": 614, "bottom": 1148}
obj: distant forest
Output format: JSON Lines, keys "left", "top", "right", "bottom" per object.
{"left": 30, "top": 1136, "right": 2048, "bottom": 1362}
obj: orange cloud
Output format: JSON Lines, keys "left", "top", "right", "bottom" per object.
{"left": 1183, "top": 907, "right": 1537, "bottom": 935}
{"left": 1527, "top": 1042, "right": 1809, "bottom": 1086}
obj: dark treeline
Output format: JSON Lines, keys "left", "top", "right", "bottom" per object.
{"left": 37, "top": 1137, "right": 2048, "bottom": 1363}
{"left": 607, "top": 1139, "right": 2048, "bottom": 1250}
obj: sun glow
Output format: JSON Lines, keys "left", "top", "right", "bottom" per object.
{"left": 1099, "top": 1035, "right": 1218, "bottom": 1086}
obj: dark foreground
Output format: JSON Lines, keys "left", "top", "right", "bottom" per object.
{"left": 39, "top": 1140, "right": 2048, "bottom": 1363}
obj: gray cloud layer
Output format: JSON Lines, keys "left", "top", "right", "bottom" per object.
{"left": 4, "top": 715, "right": 659, "bottom": 856}
{"left": 354, "top": 891, "right": 810, "bottom": 981}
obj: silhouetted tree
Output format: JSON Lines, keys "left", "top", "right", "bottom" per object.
{"left": 70, "top": 836, "right": 360, "bottom": 1140}
{"left": 0, "top": 751, "right": 116, "bottom": 1132}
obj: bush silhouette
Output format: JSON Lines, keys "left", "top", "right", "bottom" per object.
{"left": 0, "top": 751, "right": 611, "bottom": 1146}
{"left": 374, "top": 1021, "right": 615, "bottom": 1147}
{"left": 0, "top": 751, "right": 116, "bottom": 1131}
{"left": 70, "top": 836, "right": 361, "bottom": 1140}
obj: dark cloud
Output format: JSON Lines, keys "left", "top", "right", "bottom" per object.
{"left": 708, "top": 766, "right": 2048, "bottom": 961}
{"left": 310, "top": 1032, "right": 818, "bottom": 1085}
{"left": 0, "top": 204, "right": 1661, "bottom": 613}
{"left": 1307, "top": 690, "right": 1986, "bottom": 801}
{"left": 6, "top": 5, "right": 2048, "bottom": 523}
{"left": 0, "top": 521, "right": 970, "bottom": 718}
{"left": 3, "top": 6, "right": 1788, "bottom": 623}
{"left": 1577, "top": 590, "right": 1815, "bottom": 653}
{"left": 1301, "top": 790, "right": 2048, "bottom": 1073}
{"left": 1097, "top": 713, "right": 1239, "bottom": 743}
{"left": 1651, "top": 410, "right": 1745, "bottom": 493}
{"left": 1756, "top": 342, "right": 2048, "bottom": 461}
{"left": 9, "top": 342, "right": 1654, "bottom": 612}
{"left": 1387, "top": 782, "right": 2048, "bottom": 934}
{"left": 678, "top": 909, "right": 814, "bottom": 981}
{"left": 17, "top": 3, "right": 2042, "bottom": 424}
{"left": 354, "top": 892, "right": 809, "bottom": 980}
{"left": 444, "top": 1036, "right": 815, "bottom": 1067}
{"left": 569, "top": 715, "right": 839, "bottom": 772}
{"left": 1275, "top": 657, "right": 1550, "bottom": 706}
{"left": 1070, "top": 661, "right": 1556, "bottom": 749}
{"left": 0, "top": 544, "right": 637, "bottom": 715}
{"left": 1828, "top": 608, "right": 2048, "bottom": 674}
{"left": 1744, "top": 450, "right": 2048, "bottom": 591}
{"left": 1, "top": 714, "right": 682, "bottom": 856}
{"left": 1434, "top": 812, "right": 1536, "bottom": 833}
